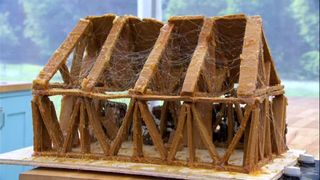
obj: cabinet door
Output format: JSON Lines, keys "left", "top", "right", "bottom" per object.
{"left": 0, "top": 91, "right": 33, "bottom": 180}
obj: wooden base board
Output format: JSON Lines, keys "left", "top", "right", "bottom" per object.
{"left": 0, "top": 147, "right": 304, "bottom": 180}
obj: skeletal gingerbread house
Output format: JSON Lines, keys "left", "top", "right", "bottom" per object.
{"left": 31, "top": 14, "right": 287, "bottom": 173}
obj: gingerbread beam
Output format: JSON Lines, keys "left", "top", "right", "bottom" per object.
{"left": 186, "top": 105, "right": 195, "bottom": 165}
{"left": 138, "top": 101, "right": 167, "bottom": 160}
{"left": 133, "top": 24, "right": 174, "bottom": 93}
{"left": 180, "top": 18, "right": 215, "bottom": 96}
{"left": 159, "top": 101, "right": 169, "bottom": 138}
{"left": 243, "top": 106, "right": 260, "bottom": 170}
{"left": 62, "top": 100, "right": 81, "bottom": 153}
{"left": 33, "top": 19, "right": 91, "bottom": 89}
{"left": 79, "top": 99, "right": 90, "bottom": 153}
{"left": 133, "top": 103, "right": 143, "bottom": 157}
{"left": 109, "top": 99, "right": 135, "bottom": 155}
{"left": 221, "top": 105, "right": 253, "bottom": 164}
{"left": 81, "top": 16, "right": 127, "bottom": 91}
{"left": 237, "top": 16, "right": 263, "bottom": 96}
{"left": 262, "top": 30, "right": 281, "bottom": 85}
{"left": 272, "top": 95, "right": 287, "bottom": 153}
{"left": 167, "top": 104, "right": 187, "bottom": 162}
{"left": 191, "top": 104, "right": 220, "bottom": 163}
{"left": 85, "top": 98, "right": 110, "bottom": 155}
{"left": 69, "top": 36, "right": 87, "bottom": 85}
{"left": 227, "top": 104, "right": 235, "bottom": 144}
{"left": 59, "top": 63, "right": 71, "bottom": 84}
{"left": 31, "top": 99, "right": 52, "bottom": 152}
{"left": 37, "top": 96, "right": 64, "bottom": 150}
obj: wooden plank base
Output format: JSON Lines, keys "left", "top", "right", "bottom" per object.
{"left": 20, "top": 167, "right": 153, "bottom": 180}
{"left": 0, "top": 146, "right": 304, "bottom": 180}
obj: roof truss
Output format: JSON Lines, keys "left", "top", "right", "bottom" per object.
{"left": 33, "top": 14, "right": 282, "bottom": 98}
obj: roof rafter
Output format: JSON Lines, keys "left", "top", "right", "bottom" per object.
{"left": 237, "top": 16, "right": 263, "bottom": 97}
{"left": 180, "top": 18, "right": 215, "bottom": 96}
{"left": 133, "top": 23, "right": 174, "bottom": 94}
{"left": 33, "top": 19, "right": 91, "bottom": 89}
{"left": 81, "top": 16, "right": 128, "bottom": 91}
{"left": 262, "top": 30, "right": 281, "bottom": 85}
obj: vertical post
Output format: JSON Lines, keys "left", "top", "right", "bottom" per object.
{"left": 167, "top": 105, "right": 187, "bottom": 162}
{"left": 32, "top": 101, "right": 42, "bottom": 152}
{"left": 159, "top": 101, "right": 168, "bottom": 138}
{"left": 221, "top": 105, "right": 252, "bottom": 164}
{"left": 192, "top": 104, "right": 219, "bottom": 163}
{"left": 62, "top": 100, "right": 81, "bottom": 153}
{"left": 138, "top": 101, "right": 167, "bottom": 160}
{"left": 269, "top": 101, "right": 281, "bottom": 155}
{"left": 109, "top": 99, "right": 135, "bottom": 156}
{"left": 243, "top": 106, "right": 260, "bottom": 171}
{"left": 264, "top": 99, "right": 272, "bottom": 158}
{"left": 259, "top": 102, "right": 266, "bottom": 160}
{"left": 38, "top": 96, "right": 64, "bottom": 151}
{"left": 193, "top": 102, "right": 212, "bottom": 149}
{"left": 271, "top": 95, "right": 287, "bottom": 154}
{"left": 32, "top": 100, "right": 52, "bottom": 151}
{"left": 85, "top": 98, "right": 110, "bottom": 155}
{"left": 227, "top": 104, "right": 234, "bottom": 144}
{"left": 79, "top": 99, "right": 90, "bottom": 153}
{"left": 133, "top": 103, "right": 143, "bottom": 157}
{"left": 186, "top": 104, "right": 195, "bottom": 165}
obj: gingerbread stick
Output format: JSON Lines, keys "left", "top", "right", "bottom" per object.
{"left": 79, "top": 99, "right": 90, "bottom": 153}
{"left": 191, "top": 104, "right": 220, "bottom": 163}
{"left": 133, "top": 102, "right": 143, "bottom": 157}
{"left": 85, "top": 98, "right": 110, "bottom": 155}
{"left": 138, "top": 101, "right": 167, "bottom": 160}
{"left": 167, "top": 104, "right": 187, "bottom": 162}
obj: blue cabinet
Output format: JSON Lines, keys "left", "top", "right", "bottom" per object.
{"left": 0, "top": 85, "right": 33, "bottom": 180}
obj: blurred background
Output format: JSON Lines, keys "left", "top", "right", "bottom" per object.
{"left": 0, "top": 0, "right": 319, "bottom": 97}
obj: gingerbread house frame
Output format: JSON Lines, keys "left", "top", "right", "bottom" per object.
{"left": 31, "top": 14, "right": 287, "bottom": 173}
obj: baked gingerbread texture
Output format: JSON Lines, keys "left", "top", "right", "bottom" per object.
{"left": 31, "top": 14, "right": 287, "bottom": 173}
